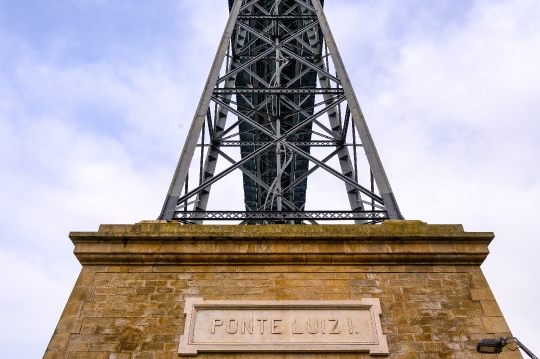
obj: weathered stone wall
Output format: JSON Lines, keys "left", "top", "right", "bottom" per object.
{"left": 44, "top": 221, "right": 521, "bottom": 359}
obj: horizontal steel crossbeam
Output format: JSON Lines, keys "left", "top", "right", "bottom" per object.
{"left": 213, "top": 88, "right": 344, "bottom": 95}
{"left": 174, "top": 211, "right": 389, "bottom": 221}
{"left": 237, "top": 15, "right": 318, "bottom": 20}
{"left": 218, "top": 141, "right": 339, "bottom": 147}
{"left": 237, "top": 56, "right": 317, "bottom": 60}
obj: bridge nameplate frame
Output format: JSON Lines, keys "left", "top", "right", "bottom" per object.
{"left": 179, "top": 298, "right": 389, "bottom": 355}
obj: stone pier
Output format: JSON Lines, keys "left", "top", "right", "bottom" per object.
{"left": 44, "top": 221, "right": 521, "bottom": 359}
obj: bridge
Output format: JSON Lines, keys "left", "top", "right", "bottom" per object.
{"left": 159, "top": 0, "right": 403, "bottom": 224}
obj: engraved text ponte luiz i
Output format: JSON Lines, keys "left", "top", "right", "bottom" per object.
{"left": 179, "top": 299, "right": 389, "bottom": 355}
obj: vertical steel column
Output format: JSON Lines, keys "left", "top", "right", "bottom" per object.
{"left": 274, "top": 14, "right": 282, "bottom": 211}
{"left": 371, "top": 170, "right": 375, "bottom": 210}
{"left": 311, "top": 0, "right": 404, "bottom": 220}
{"left": 276, "top": 94, "right": 282, "bottom": 211}
{"left": 199, "top": 119, "right": 205, "bottom": 185}
{"left": 352, "top": 120, "right": 359, "bottom": 182}
{"left": 183, "top": 174, "right": 189, "bottom": 213}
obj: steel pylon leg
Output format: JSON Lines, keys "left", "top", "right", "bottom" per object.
{"left": 311, "top": 0, "right": 404, "bottom": 220}
{"left": 158, "top": 0, "right": 243, "bottom": 221}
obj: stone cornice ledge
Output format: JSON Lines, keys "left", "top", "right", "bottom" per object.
{"left": 70, "top": 220, "right": 494, "bottom": 266}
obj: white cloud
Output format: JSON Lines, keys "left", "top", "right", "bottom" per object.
{"left": 1, "top": 0, "right": 539, "bottom": 356}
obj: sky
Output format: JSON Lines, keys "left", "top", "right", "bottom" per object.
{"left": 1, "top": 0, "right": 539, "bottom": 357}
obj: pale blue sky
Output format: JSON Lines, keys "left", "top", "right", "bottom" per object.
{"left": 1, "top": 0, "right": 539, "bottom": 357}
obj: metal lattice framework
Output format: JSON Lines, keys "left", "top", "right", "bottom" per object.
{"left": 158, "top": 0, "right": 404, "bottom": 224}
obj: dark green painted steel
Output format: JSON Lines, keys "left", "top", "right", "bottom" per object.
{"left": 228, "top": 0, "right": 324, "bottom": 216}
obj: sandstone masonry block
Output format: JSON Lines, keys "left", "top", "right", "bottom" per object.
{"left": 47, "top": 333, "right": 71, "bottom": 352}
{"left": 69, "top": 287, "right": 95, "bottom": 302}
{"left": 469, "top": 287, "right": 495, "bottom": 301}
{"left": 43, "top": 352, "right": 66, "bottom": 359}
{"left": 481, "top": 301, "right": 504, "bottom": 317}
{"left": 482, "top": 317, "right": 511, "bottom": 334}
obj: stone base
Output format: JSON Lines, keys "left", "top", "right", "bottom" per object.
{"left": 44, "top": 221, "right": 521, "bottom": 359}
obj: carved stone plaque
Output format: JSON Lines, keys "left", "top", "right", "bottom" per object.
{"left": 179, "top": 298, "right": 388, "bottom": 355}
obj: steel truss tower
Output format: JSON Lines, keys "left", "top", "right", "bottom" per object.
{"left": 159, "top": 0, "right": 404, "bottom": 224}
